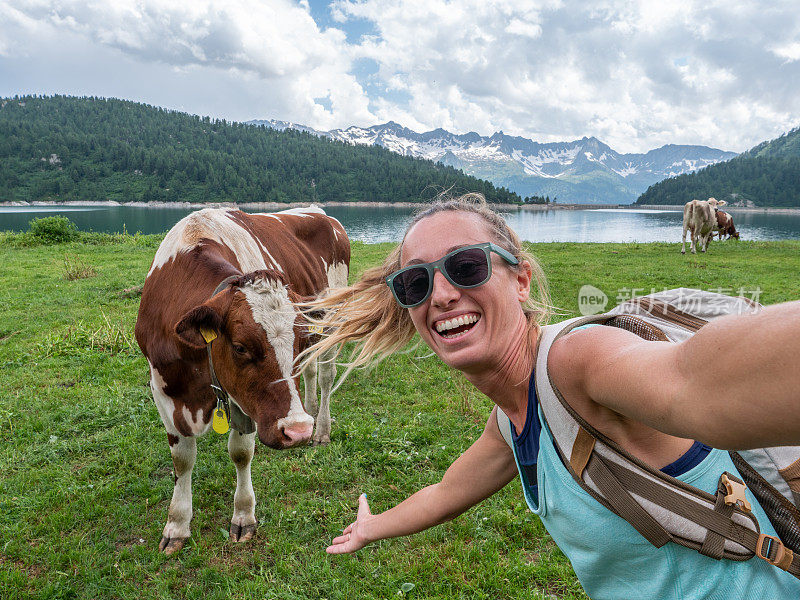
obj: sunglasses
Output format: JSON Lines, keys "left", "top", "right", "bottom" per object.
{"left": 386, "top": 242, "right": 519, "bottom": 308}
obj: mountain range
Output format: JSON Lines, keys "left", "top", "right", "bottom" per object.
{"left": 249, "top": 119, "right": 737, "bottom": 204}
{"left": 635, "top": 126, "right": 800, "bottom": 207}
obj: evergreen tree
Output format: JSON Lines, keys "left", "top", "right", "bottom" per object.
{"left": 0, "top": 95, "right": 522, "bottom": 205}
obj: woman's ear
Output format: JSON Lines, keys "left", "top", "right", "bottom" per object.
{"left": 516, "top": 260, "right": 533, "bottom": 303}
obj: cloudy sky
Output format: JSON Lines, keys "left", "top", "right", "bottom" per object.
{"left": 2, "top": 0, "right": 799, "bottom": 153}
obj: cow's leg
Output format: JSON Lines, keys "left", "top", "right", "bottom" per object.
{"left": 161, "top": 433, "right": 197, "bottom": 555}
{"left": 681, "top": 204, "right": 693, "bottom": 254}
{"left": 302, "top": 355, "right": 319, "bottom": 418}
{"left": 690, "top": 229, "right": 698, "bottom": 254}
{"left": 311, "top": 349, "right": 336, "bottom": 445}
{"left": 311, "top": 266, "right": 347, "bottom": 445}
{"left": 228, "top": 430, "right": 258, "bottom": 542}
{"left": 149, "top": 365, "right": 196, "bottom": 555}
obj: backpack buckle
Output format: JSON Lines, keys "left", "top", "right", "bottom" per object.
{"left": 756, "top": 534, "right": 792, "bottom": 570}
{"left": 720, "top": 473, "right": 751, "bottom": 512}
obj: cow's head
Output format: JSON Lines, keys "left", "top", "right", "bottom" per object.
{"left": 174, "top": 270, "right": 316, "bottom": 449}
{"left": 707, "top": 197, "right": 727, "bottom": 212}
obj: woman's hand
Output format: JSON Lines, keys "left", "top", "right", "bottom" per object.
{"left": 325, "top": 415, "right": 517, "bottom": 555}
{"left": 326, "top": 493, "right": 374, "bottom": 554}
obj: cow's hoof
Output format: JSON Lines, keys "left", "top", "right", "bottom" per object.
{"left": 311, "top": 434, "right": 331, "bottom": 446}
{"left": 159, "top": 535, "right": 188, "bottom": 555}
{"left": 681, "top": 250, "right": 685, "bottom": 254}
{"left": 230, "top": 521, "right": 257, "bottom": 543}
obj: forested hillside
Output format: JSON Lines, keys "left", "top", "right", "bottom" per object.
{"left": 636, "top": 127, "right": 800, "bottom": 207}
{"left": 0, "top": 95, "right": 520, "bottom": 204}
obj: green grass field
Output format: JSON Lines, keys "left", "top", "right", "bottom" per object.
{"left": 1, "top": 230, "right": 798, "bottom": 600}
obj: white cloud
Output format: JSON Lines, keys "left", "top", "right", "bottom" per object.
{"left": 332, "top": 0, "right": 800, "bottom": 152}
{"left": 1, "top": 0, "right": 799, "bottom": 152}
{"left": 772, "top": 42, "right": 800, "bottom": 62}
{"left": 0, "top": 0, "right": 375, "bottom": 127}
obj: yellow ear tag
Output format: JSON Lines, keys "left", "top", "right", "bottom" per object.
{"left": 212, "top": 406, "right": 229, "bottom": 434}
{"left": 308, "top": 324, "right": 324, "bottom": 335}
{"left": 200, "top": 327, "right": 217, "bottom": 344}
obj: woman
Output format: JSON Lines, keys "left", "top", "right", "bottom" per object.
{"left": 304, "top": 193, "right": 800, "bottom": 599}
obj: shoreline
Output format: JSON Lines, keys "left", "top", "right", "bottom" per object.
{"left": 2, "top": 200, "right": 800, "bottom": 214}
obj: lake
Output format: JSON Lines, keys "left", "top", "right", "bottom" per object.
{"left": 2, "top": 204, "right": 800, "bottom": 243}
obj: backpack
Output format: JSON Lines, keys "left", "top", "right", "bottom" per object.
{"left": 497, "top": 288, "right": 800, "bottom": 579}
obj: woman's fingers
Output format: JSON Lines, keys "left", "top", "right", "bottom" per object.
{"left": 326, "top": 540, "right": 348, "bottom": 554}
{"left": 327, "top": 528, "right": 361, "bottom": 554}
{"left": 327, "top": 494, "right": 372, "bottom": 555}
{"left": 329, "top": 522, "right": 351, "bottom": 544}
{"left": 356, "top": 493, "right": 371, "bottom": 519}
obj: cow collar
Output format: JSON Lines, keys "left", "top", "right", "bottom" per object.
{"left": 202, "top": 276, "right": 256, "bottom": 435}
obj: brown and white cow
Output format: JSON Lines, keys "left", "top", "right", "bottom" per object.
{"left": 134, "top": 206, "right": 350, "bottom": 554}
{"left": 681, "top": 197, "right": 727, "bottom": 254}
{"left": 714, "top": 209, "right": 740, "bottom": 240}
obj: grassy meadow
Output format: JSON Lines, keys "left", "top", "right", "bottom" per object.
{"left": 1, "top": 225, "right": 799, "bottom": 600}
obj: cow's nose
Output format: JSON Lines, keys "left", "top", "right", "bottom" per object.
{"left": 280, "top": 421, "right": 313, "bottom": 446}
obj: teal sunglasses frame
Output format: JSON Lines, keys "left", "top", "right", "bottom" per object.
{"left": 385, "top": 242, "right": 519, "bottom": 308}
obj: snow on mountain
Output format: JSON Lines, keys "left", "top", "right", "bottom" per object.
{"left": 247, "top": 119, "right": 737, "bottom": 204}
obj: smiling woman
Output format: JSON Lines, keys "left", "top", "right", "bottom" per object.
{"left": 300, "top": 192, "right": 800, "bottom": 600}
{"left": 298, "top": 193, "right": 551, "bottom": 383}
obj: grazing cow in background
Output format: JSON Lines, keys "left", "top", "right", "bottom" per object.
{"left": 714, "top": 210, "right": 740, "bottom": 240}
{"left": 681, "top": 197, "right": 727, "bottom": 254}
{"left": 135, "top": 206, "right": 350, "bottom": 555}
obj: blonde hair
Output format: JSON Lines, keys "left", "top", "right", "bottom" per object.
{"left": 298, "top": 193, "right": 552, "bottom": 380}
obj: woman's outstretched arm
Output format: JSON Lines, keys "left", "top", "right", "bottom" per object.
{"left": 550, "top": 300, "right": 800, "bottom": 449}
{"left": 327, "top": 407, "right": 518, "bottom": 554}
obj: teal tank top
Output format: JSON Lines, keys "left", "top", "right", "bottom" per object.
{"left": 511, "top": 402, "right": 800, "bottom": 599}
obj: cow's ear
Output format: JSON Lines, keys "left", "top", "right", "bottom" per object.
{"left": 175, "top": 305, "right": 223, "bottom": 349}
{"left": 300, "top": 310, "right": 326, "bottom": 342}
{"left": 287, "top": 289, "right": 314, "bottom": 305}
{"left": 717, "top": 200, "right": 727, "bottom": 207}
{"left": 288, "top": 291, "right": 323, "bottom": 341}
{"left": 233, "top": 269, "right": 287, "bottom": 288}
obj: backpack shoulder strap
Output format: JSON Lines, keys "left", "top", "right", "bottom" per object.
{"left": 495, "top": 313, "right": 603, "bottom": 452}
{"left": 496, "top": 407, "right": 513, "bottom": 448}
{"left": 534, "top": 315, "right": 605, "bottom": 472}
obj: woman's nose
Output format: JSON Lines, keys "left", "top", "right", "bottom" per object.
{"left": 430, "top": 270, "right": 460, "bottom": 307}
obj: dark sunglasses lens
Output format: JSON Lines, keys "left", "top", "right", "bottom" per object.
{"left": 444, "top": 248, "right": 490, "bottom": 287}
{"left": 393, "top": 267, "right": 430, "bottom": 306}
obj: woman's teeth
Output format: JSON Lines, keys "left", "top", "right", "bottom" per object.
{"left": 435, "top": 314, "right": 479, "bottom": 338}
